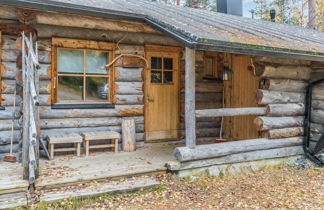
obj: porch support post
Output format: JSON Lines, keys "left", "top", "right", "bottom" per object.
{"left": 185, "top": 47, "right": 196, "bottom": 148}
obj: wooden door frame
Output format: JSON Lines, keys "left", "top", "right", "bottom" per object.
{"left": 144, "top": 45, "right": 183, "bottom": 142}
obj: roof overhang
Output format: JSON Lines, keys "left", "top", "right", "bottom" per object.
{"left": 2, "top": 0, "right": 324, "bottom": 62}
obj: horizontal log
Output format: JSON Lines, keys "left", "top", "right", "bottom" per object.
{"left": 262, "top": 127, "right": 304, "bottom": 139}
{"left": 115, "top": 82, "right": 143, "bottom": 95}
{"left": 36, "top": 12, "right": 158, "bottom": 34}
{"left": 1, "top": 94, "right": 22, "bottom": 106}
{"left": 0, "top": 143, "right": 19, "bottom": 153}
{"left": 38, "top": 51, "right": 51, "bottom": 64}
{"left": 38, "top": 64, "right": 52, "bottom": 80}
{"left": 266, "top": 103, "right": 304, "bottom": 116}
{"left": 195, "top": 82, "right": 223, "bottom": 93}
{"left": 0, "top": 130, "right": 21, "bottom": 145}
{"left": 168, "top": 146, "right": 303, "bottom": 171}
{"left": 0, "top": 62, "right": 17, "bottom": 79}
{"left": 37, "top": 39, "right": 51, "bottom": 51}
{"left": 0, "top": 107, "right": 18, "bottom": 120}
{"left": 311, "top": 110, "right": 324, "bottom": 124}
{"left": 38, "top": 94, "right": 51, "bottom": 106}
{"left": 1, "top": 35, "right": 19, "bottom": 50}
{"left": 115, "top": 95, "right": 143, "bottom": 105}
{"left": 254, "top": 116, "right": 304, "bottom": 131}
{"left": 0, "top": 50, "right": 20, "bottom": 62}
{"left": 312, "top": 100, "right": 324, "bottom": 110}
{"left": 310, "top": 123, "right": 324, "bottom": 134}
{"left": 255, "top": 65, "right": 311, "bottom": 80}
{"left": 174, "top": 137, "right": 303, "bottom": 162}
{"left": 41, "top": 125, "right": 143, "bottom": 138}
{"left": 196, "top": 107, "right": 266, "bottom": 117}
{"left": 253, "top": 56, "right": 312, "bottom": 66}
{"left": 256, "top": 90, "right": 304, "bottom": 104}
{"left": 115, "top": 44, "right": 144, "bottom": 56}
{"left": 0, "top": 119, "right": 19, "bottom": 131}
{"left": 0, "top": 6, "right": 18, "bottom": 20}
{"left": 179, "top": 128, "right": 220, "bottom": 138}
{"left": 312, "top": 85, "right": 324, "bottom": 100}
{"left": 261, "top": 79, "right": 307, "bottom": 92}
{"left": 115, "top": 67, "right": 143, "bottom": 82}
{"left": 40, "top": 116, "right": 144, "bottom": 129}
{"left": 180, "top": 121, "right": 220, "bottom": 129}
{"left": 39, "top": 105, "right": 144, "bottom": 118}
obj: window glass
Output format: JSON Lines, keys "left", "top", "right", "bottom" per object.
{"left": 151, "top": 71, "right": 162, "bottom": 83}
{"left": 163, "top": 71, "right": 173, "bottom": 83}
{"left": 57, "top": 49, "right": 83, "bottom": 74}
{"left": 86, "top": 51, "right": 109, "bottom": 75}
{"left": 164, "top": 58, "right": 173, "bottom": 70}
{"left": 86, "top": 77, "right": 108, "bottom": 101}
{"left": 151, "top": 57, "right": 162, "bottom": 69}
{"left": 57, "top": 76, "right": 83, "bottom": 101}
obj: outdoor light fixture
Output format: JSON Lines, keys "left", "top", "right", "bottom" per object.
{"left": 222, "top": 66, "right": 232, "bottom": 81}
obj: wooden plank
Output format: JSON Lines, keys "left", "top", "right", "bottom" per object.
{"left": 196, "top": 107, "right": 266, "bottom": 117}
{"left": 185, "top": 47, "right": 196, "bottom": 148}
{"left": 173, "top": 137, "right": 303, "bottom": 162}
{"left": 40, "top": 178, "right": 160, "bottom": 203}
{"left": 122, "top": 118, "right": 136, "bottom": 152}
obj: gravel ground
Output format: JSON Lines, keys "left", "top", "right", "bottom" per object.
{"left": 34, "top": 166, "right": 323, "bottom": 210}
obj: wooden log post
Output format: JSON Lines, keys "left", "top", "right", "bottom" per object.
{"left": 185, "top": 47, "right": 196, "bottom": 148}
{"left": 122, "top": 118, "right": 136, "bottom": 152}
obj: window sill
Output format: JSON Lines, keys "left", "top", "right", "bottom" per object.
{"left": 0, "top": 106, "right": 5, "bottom": 110}
{"left": 51, "top": 103, "right": 115, "bottom": 109}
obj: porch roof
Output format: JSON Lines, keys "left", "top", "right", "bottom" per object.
{"left": 2, "top": 0, "right": 324, "bottom": 61}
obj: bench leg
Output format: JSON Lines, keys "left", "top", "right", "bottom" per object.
{"left": 115, "top": 139, "right": 118, "bottom": 153}
{"left": 85, "top": 140, "right": 89, "bottom": 156}
{"left": 49, "top": 144, "right": 54, "bottom": 160}
{"left": 76, "top": 142, "right": 81, "bottom": 157}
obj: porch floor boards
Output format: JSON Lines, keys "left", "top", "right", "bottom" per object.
{"left": 0, "top": 162, "right": 29, "bottom": 195}
{"left": 36, "top": 143, "right": 177, "bottom": 189}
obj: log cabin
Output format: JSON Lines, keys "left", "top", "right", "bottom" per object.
{"left": 0, "top": 0, "right": 323, "bottom": 192}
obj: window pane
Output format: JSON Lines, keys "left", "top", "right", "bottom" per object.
{"left": 86, "top": 77, "right": 108, "bottom": 101}
{"left": 58, "top": 76, "right": 83, "bottom": 101}
{"left": 164, "top": 58, "right": 173, "bottom": 70}
{"left": 57, "top": 49, "right": 83, "bottom": 74}
{"left": 151, "top": 57, "right": 162, "bottom": 69}
{"left": 151, "top": 71, "right": 162, "bottom": 83}
{"left": 163, "top": 71, "right": 173, "bottom": 83}
{"left": 86, "top": 50, "right": 109, "bottom": 75}
{"left": 206, "top": 57, "right": 214, "bottom": 76}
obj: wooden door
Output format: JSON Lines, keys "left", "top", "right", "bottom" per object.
{"left": 144, "top": 50, "right": 180, "bottom": 142}
{"left": 224, "top": 54, "right": 260, "bottom": 140}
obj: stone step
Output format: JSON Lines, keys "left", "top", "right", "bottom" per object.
{"left": 0, "top": 192, "right": 27, "bottom": 209}
{"left": 40, "top": 178, "right": 160, "bottom": 203}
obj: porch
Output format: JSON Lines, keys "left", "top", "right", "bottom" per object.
{"left": 0, "top": 143, "right": 176, "bottom": 194}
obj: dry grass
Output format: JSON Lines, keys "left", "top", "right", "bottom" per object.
{"left": 30, "top": 166, "right": 324, "bottom": 210}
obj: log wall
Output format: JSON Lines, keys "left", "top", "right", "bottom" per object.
{"left": 309, "top": 61, "right": 324, "bottom": 153}
{"left": 0, "top": 34, "right": 22, "bottom": 159}
{"left": 180, "top": 51, "right": 223, "bottom": 141}
{"left": 253, "top": 56, "right": 311, "bottom": 140}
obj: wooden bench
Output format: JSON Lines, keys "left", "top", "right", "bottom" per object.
{"left": 81, "top": 131, "right": 120, "bottom": 156}
{"left": 47, "top": 133, "right": 83, "bottom": 160}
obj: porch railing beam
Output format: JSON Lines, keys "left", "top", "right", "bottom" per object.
{"left": 185, "top": 47, "right": 196, "bottom": 148}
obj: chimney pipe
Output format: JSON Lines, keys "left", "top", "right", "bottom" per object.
{"left": 270, "top": 8, "right": 276, "bottom": 22}
{"left": 217, "top": 0, "right": 242, "bottom": 16}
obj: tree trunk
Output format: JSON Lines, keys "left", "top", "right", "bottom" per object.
{"left": 254, "top": 116, "right": 304, "bottom": 131}
{"left": 256, "top": 90, "right": 304, "bottom": 104}
{"left": 266, "top": 103, "right": 304, "bottom": 116}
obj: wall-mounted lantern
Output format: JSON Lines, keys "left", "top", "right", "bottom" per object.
{"left": 222, "top": 66, "right": 232, "bottom": 81}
